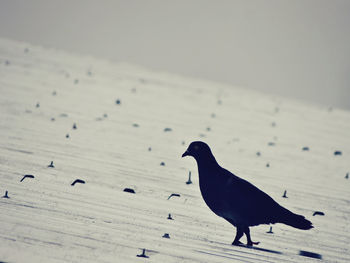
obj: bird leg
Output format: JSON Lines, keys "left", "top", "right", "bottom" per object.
{"left": 232, "top": 226, "right": 244, "bottom": 246}
{"left": 243, "top": 226, "right": 260, "bottom": 246}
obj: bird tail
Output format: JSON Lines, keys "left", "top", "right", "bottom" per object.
{"left": 279, "top": 207, "right": 313, "bottom": 230}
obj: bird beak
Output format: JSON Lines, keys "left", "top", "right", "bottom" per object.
{"left": 182, "top": 150, "right": 190, "bottom": 158}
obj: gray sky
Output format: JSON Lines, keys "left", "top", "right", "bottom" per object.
{"left": 1, "top": 0, "right": 349, "bottom": 109}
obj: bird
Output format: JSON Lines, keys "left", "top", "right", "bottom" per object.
{"left": 182, "top": 141, "right": 313, "bottom": 246}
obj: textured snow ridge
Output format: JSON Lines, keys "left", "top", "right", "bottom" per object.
{"left": 0, "top": 38, "right": 349, "bottom": 263}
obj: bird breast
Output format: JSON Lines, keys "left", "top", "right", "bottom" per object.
{"left": 198, "top": 174, "right": 226, "bottom": 217}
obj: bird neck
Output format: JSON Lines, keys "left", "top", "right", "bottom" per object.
{"left": 195, "top": 153, "right": 222, "bottom": 202}
{"left": 195, "top": 152, "right": 220, "bottom": 172}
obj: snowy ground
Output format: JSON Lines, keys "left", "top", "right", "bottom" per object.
{"left": 0, "top": 38, "right": 349, "bottom": 263}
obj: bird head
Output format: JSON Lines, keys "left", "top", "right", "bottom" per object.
{"left": 182, "top": 141, "right": 212, "bottom": 160}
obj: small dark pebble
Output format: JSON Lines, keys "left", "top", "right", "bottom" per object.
{"left": 162, "top": 233, "right": 170, "bottom": 239}
{"left": 133, "top": 123, "right": 139, "bottom": 127}
{"left": 302, "top": 147, "right": 309, "bottom": 151}
{"left": 51, "top": 117, "right": 55, "bottom": 121}
{"left": 73, "top": 123, "right": 77, "bottom": 129}
{"left": 87, "top": 70, "right": 92, "bottom": 76}
{"left": 334, "top": 151, "right": 342, "bottom": 156}
{"left": 160, "top": 162, "right": 165, "bottom": 166}
{"left": 271, "top": 122, "right": 276, "bottom": 127}
{"left": 148, "top": 147, "right": 152, "bottom": 152}
{"left": 52, "top": 91, "right": 57, "bottom": 96}
{"left": 282, "top": 190, "right": 287, "bottom": 198}
{"left": 123, "top": 188, "right": 135, "bottom": 194}
{"left": 266, "top": 226, "right": 273, "bottom": 234}
{"left": 60, "top": 113, "right": 68, "bottom": 117}
{"left": 131, "top": 88, "right": 137, "bottom": 93}
{"left": 25, "top": 110, "right": 32, "bottom": 113}
{"left": 2, "top": 190, "right": 9, "bottom": 198}
{"left": 299, "top": 250, "right": 322, "bottom": 259}
{"left": 71, "top": 179, "right": 85, "bottom": 186}
{"left": 268, "top": 142, "right": 275, "bottom": 146}
{"left": 186, "top": 171, "right": 192, "bottom": 185}
{"left": 211, "top": 113, "right": 216, "bottom": 118}
{"left": 24, "top": 48, "right": 29, "bottom": 53}
{"left": 137, "top": 249, "right": 149, "bottom": 258}
{"left": 167, "top": 193, "right": 180, "bottom": 200}
{"left": 266, "top": 163, "right": 270, "bottom": 168}
{"left": 103, "top": 114, "right": 108, "bottom": 118}
{"left": 345, "top": 173, "right": 349, "bottom": 179}
{"left": 217, "top": 99, "right": 222, "bottom": 105}
{"left": 36, "top": 103, "right": 40, "bottom": 108}
{"left": 66, "top": 134, "right": 70, "bottom": 138}
{"left": 48, "top": 161, "right": 55, "bottom": 168}
{"left": 167, "top": 213, "right": 173, "bottom": 220}
{"left": 96, "top": 117, "right": 103, "bottom": 121}
{"left": 199, "top": 133, "right": 206, "bottom": 138}
{"left": 313, "top": 211, "right": 325, "bottom": 216}
{"left": 115, "top": 99, "right": 121, "bottom": 105}
{"left": 20, "top": 174, "right": 35, "bottom": 182}
{"left": 164, "top": 128, "right": 172, "bottom": 132}
{"left": 5, "top": 60, "right": 10, "bottom": 65}
{"left": 206, "top": 127, "right": 211, "bottom": 132}
{"left": 256, "top": 152, "right": 261, "bottom": 156}
{"left": 181, "top": 141, "right": 185, "bottom": 145}
{"left": 74, "top": 79, "right": 79, "bottom": 84}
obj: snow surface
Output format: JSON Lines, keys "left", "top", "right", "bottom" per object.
{"left": 0, "top": 38, "right": 349, "bottom": 263}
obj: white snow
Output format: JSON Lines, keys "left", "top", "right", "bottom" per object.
{"left": 0, "top": 38, "right": 349, "bottom": 262}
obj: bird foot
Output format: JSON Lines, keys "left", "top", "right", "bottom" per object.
{"left": 247, "top": 241, "right": 260, "bottom": 247}
{"left": 232, "top": 240, "right": 244, "bottom": 246}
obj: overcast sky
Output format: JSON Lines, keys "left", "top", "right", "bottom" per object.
{"left": 1, "top": 0, "right": 349, "bottom": 109}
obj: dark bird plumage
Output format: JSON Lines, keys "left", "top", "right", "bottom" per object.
{"left": 182, "top": 141, "right": 313, "bottom": 246}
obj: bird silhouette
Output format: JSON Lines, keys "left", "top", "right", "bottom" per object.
{"left": 182, "top": 141, "right": 313, "bottom": 246}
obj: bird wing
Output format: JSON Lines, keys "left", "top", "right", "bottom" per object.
{"left": 220, "top": 168, "right": 283, "bottom": 226}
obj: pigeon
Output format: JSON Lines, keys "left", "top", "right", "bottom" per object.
{"left": 182, "top": 141, "right": 313, "bottom": 246}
